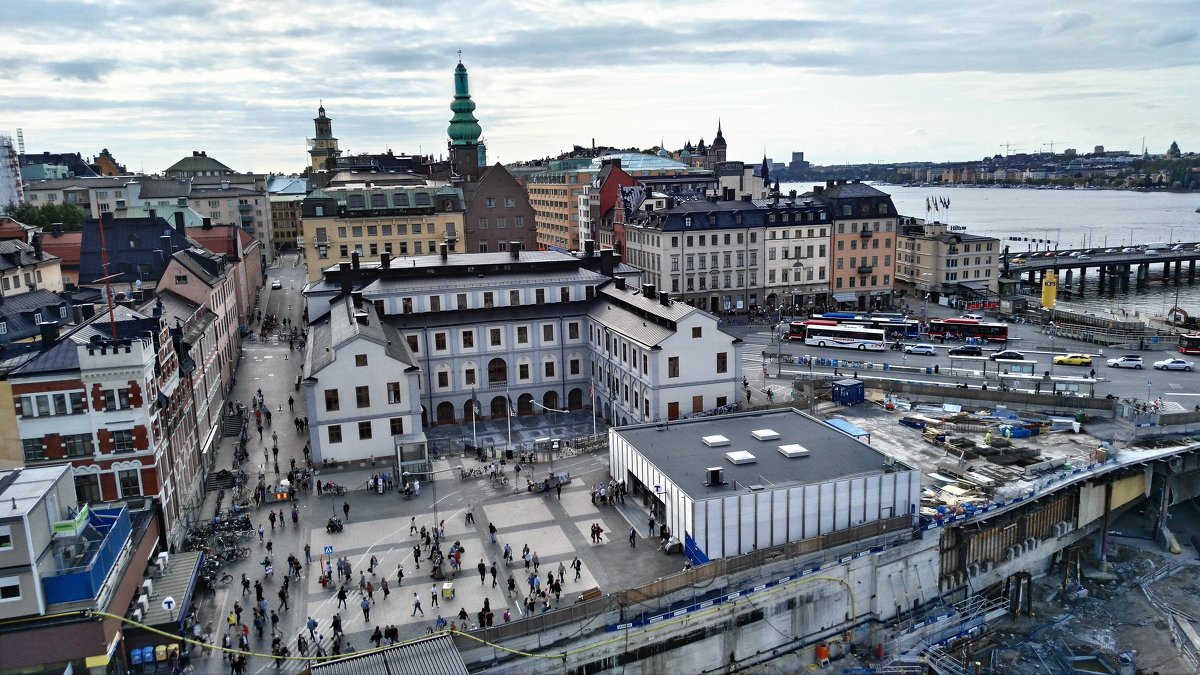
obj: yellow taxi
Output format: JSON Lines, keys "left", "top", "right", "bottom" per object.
{"left": 1052, "top": 353, "right": 1092, "bottom": 366}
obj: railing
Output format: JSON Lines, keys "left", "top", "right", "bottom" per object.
{"left": 42, "top": 505, "right": 132, "bottom": 605}
{"left": 857, "top": 265, "right": 874, "bottom": 275}
{"left": 860, "top": 229, "right": 873, "bottom": 238}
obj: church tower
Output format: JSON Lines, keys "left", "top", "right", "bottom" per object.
{"left": 711, "top": 120, "right": 728, "bottom": 163}
{"left": 447, "top": 57, "right": 486, "bottom": 181}
{"left": 309, "top": 103, "right": 341, "bottom": 172}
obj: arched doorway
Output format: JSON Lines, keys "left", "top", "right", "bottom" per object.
{"left": 436, "top": 401, "right": 455, "bottom": 425}
{"left": 517, "top": 393, "right": 534, "bottom": 416}
{"left": 490, "top": 396, "right": 507, "bottom": 419}
{"left": 567, "top": 388, "right": 583, "bottom": 411}
{"left": 463, "top": 400, "right": 477, "bottom": 423}
{"left": 487, "top": 358, "right": 507, "bottom": 385}
{"left": 543, "top": 390, "right": 559, "bottom": 413}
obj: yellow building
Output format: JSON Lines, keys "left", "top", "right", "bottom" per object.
{"left": 300, "top": 183, "right": 466, "bottom": 282}
{"left": 270, "top": 194, "right": 304, "bottom": 252}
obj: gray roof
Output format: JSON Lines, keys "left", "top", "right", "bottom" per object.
{"left": 172, "top": 248, "right": 230, "bottom": 287}
{"left": 816, "top": 181, "right": 889, "bottom": 199}
{"left": 134, "top": 178, "right": 193, "bottom": 199}
{"left": 614, "top": 408, "right": 900, "bottom": 501}
{"left": 10, "top": 305, "right": 154, "bottom": 376}
{"left": 306, "top": 298, "right": 417, "bottom": 377}
{"left": 0, "top": 465, "right": 71, "bottom": 519}
{"left": 386, "top": 302, "right": 591, "bottom": 331}
{"left": 0, "top": 239, "right": 60, "bottom": 271}
{"left": 317, "top": 250, "right": 578, "bottom": 277}
{"left": 360, "top": 267, "right": 608, "bottom": 297}
{"left": 309, "top": 633, "right": 468, "bottom": 675}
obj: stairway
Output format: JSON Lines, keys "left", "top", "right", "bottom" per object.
{"left": 221, "top": 413, "right": 246, "bottom": 438}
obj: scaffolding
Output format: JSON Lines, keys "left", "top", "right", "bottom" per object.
{"left": 0, "top": 131, "right": 23, "bottom": 206}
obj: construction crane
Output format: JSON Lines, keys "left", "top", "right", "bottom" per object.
{"left": 1043, "top": 140, "right": 1062, "bottom": 155}
{"left": 1000, "top": 143, "right": 1020, "bottom": 157}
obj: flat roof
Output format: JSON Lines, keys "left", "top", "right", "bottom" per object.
{"left": 614, "top": 408, "right": 904, "bottom": 500}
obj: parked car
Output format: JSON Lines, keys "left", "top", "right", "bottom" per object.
{"left": 1145, "top": 249, "right": 1160, "bottom": 256}
{"left": 904, "top": 343, "right": 938, "bottom": 356}
{"left": 1077, "top": 255, "right": 1092, "bottom": 261}
{"left": 960, "top": 313, "right": 984, "bottom": 320}
{"left": 1066, "top": 251, "right": 1080, "bottom": 257}
{"left": 271, "top": 279, "right": 283, "bottom": 289}
{"left": 1154, "top": 358, "right": 1195, "bottom": 371}
{"left": 1171, "top": 244, "right": 1185, "bottom": 251}
{"left": 948, "top": 345, "right": 984, "bottom": 357}
{"left": 1104, "top": 248, "right": 1118, "bottom": 254}
{"left": 1121, "top": 247, "right": 1137, "bottom": 253}
{"left": 990, "top": 350, "right": 1025, "bottom": 361}
{"left": 1053, "top": 353, "right": 1093, "bottom": 366}
{"left": 1106, "top": 355, "right": 1144, "bottom": 369}
{"left": 1010, "top": 257, "right": 1027, "bottom": 264}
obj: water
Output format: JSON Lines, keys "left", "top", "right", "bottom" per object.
{"left": 781, "top": 182, "right": 1200, "bottom": 321}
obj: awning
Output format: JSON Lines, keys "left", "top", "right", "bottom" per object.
{"left": 826, "top": 417, "right": 871, "bottom": 444}
{"left": 832, "top": 292, "right": 857, "bottom": 303}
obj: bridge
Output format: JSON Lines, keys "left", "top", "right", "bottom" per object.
{"left": 1006, "top": 243, "right": 1200, "bottom": 292}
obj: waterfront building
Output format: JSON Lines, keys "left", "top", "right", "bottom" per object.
{"left": 895, "top": 220, "right": 1000, "bottom": 311}
{"left": 805, "top": 179, "right": 898, "bottom": 312}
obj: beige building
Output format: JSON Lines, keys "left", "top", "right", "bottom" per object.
{"left": 299, "top": 182, "right": 466, "bottom": 282}
{"left": 896, "top": 220, "right": 1000, "bottom": 310}
{"left": 270, "top": 194, "right": 304, "bottom": 251}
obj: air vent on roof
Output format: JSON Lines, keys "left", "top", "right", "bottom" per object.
{"left": 778, "top": 444, "right": 810, "bottom": 458}
{"left": 747, "top": 484, "right": 766, "bottom": 492}
{"left": 704, "top": 467, "right": 726, "bottom": 486}
{"left": 751, "top": 429, "right": 780, "bottom": 441}
{"left": 702, "top": 435, "right": 730, "bottom": 447}
{"left": 725, "top": 450, "right": 756, "bottom": 465}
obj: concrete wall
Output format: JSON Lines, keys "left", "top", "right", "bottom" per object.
{"left": 885, "top": 381, "right": 1117, "bottom": 416}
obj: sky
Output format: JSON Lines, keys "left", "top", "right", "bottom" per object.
{"left": 1, "top": 0, "right": 1197, "bottom": 175}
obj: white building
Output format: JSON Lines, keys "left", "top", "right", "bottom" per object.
{"left": 608, "top": 408, "right": 919, "bottom": 561}
{"left": 302, "top": 297, "right": 425, "bottom": 469}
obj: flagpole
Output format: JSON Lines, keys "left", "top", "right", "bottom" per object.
{"left": 505, "top": 383, "right": 512, "bottom": 456}
{"left": 591, "top": 375, "right": 597, "bottom": 437}
{"left": 470, "top": 387, "right": 477, "bottom": 450}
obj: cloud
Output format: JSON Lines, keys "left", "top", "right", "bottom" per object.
{"left": 1045, "top": 11, "right": 1094, "bottom": 35}
{"left": 44, "top": 58, "right": 120, "bottom": 82}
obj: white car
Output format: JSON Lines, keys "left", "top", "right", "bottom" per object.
{"left": 904, "top": 343, "right": 938, "bottom": 356}
{"left": 1154, "top": 358, "right": 1195, "bottom": 371}
{"left": 271, "top": 279, "right": 282, "bottom": 289}
{"left": 1106, "top": 355, "right": 1144, "bottom": 369}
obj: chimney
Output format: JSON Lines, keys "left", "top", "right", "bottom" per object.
{"left": 741, "top": 194, "right": 753, "bottom": 202}
{"left": 642, "top": 282, "right": 656, "bottom": 298}
{"left": 658, "top": 291, "right": 670, "bottom": 306}
{"left": 173, "top": 211, "right": 186, "bottom": 234}
{"left": 583, "top": 239, "right": 596, "bottom": 256}
{"left": 439, "top": 243, "right": 448, "bottom": 261}
{"left": 31, "top": 232, "right": 43, "bottom": 259}
{"left": 51, "top": 222, "right": 63, "bottom": 238}
{"left": 614, "top": 277, "right": 626, "bottom": 291}
{"left": 101, "top": 211, "right": 114, "bottom": 225}
{"left": 351, "top": 250, "right": 360, "bottom": 270}
{"left": 509, "top": 241, "right": 521, "bottom": 259}
{"left": 814, "top": 186, "right": 824, "bottom": 195}
{"left": 380, "top": 252, "right": 391, "bottom": 268}
{"left": 723, "top": 187, "right": 735, "bottom": 201}
{"left": 339, "top": 262, "right": 352, "bottom": 298}
{"left": 202, "top": 217, "right": 212, "bottom": 229}
{"left": 148, "top": 208, "right": 157, "bottom": 221}
{"left": 789, "top": 190, "right": 797, "bottom": 199}
{"left": 38, "top": 321, "right": 59, "bottom": 349}
{"left": 825, "top": 179, "right": 835, "bottom": 188}
{"left": 600, "top": 249, "right": 614, "bottom": 276}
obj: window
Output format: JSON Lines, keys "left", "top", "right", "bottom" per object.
{"left": 174, "top": 275, "right": 188, "bottom": 285}
{"left": 483, "top": 292, "right": 494, "bottom": 308}
{"left": 355, "top": 386, "right": 370, "bottom": 408}
{"left": 570, "top": 358, "right": 580, "bottom": 375}
{"left": 668, "top": 357, "right": 679, "bottom": 378}
{"left": 22, "top": 438, "right": 44, "bottom": 461}
{"left": 692, "top": 327, "right": 702, "bottom": 339}
{"left": 535, "top": 289, "right": 545, "bottom": 304}
{"left": 489, "top": 328, "right": 501, "bottom": 346}
{"left": 486, "top": 197, "right": 496, "bottom": 208}
{"left": 358, "top": 421, "right": 373, "bottom": 439}
{"left": 63, "top": 433, "right": 92, "bottom": 457}
{"left": 118, "top": 469, "right": 141, "bottom": 497}
{"left": 390, "top": 418, "right": 405, "bottom": 435}
{"left": 430, "top": 296, "right": 440, "bottom": 312}
{"left": 437, "top": 371, "right": 449, "bottom": 388}
{"left": 457, "top": 293, "right": 468, "bottom": 310}
{"left": 324, "top": 389, "right": 340, "bottom": 411}
{"left": 0, "top": 526, "right": 12, "bottom": 551}
{"left": 542, "top": 324, "right": 554, "bottom": 342}
{"left": 517, "top": 326, "right": 528, "bottom": 343}
{"left": 509, "top": 290, "right": 520, "bottom": 305}
{"left": 434, "top": 332, "right": 447, "bottom": 350}
{"left": 328, "top": 425, "right": 343, "bottom": 443}
{"left": 568, "top": 322, "right": 579, "bottom": 340}
{"left": 406, "top": 335, "right": 419, "bottom": 352}
{"left": 112, "top": 430, "right": 135, "bottom": 452}
{"left": 545, "top": 361, "right": 555, "bottom": 377}
{"left": 0, "top": 577, "right": 21, "bottom": 601}
{"left": 465, "top": 368, "right": 477, "bottom": 385}
{"left": 385, "top": 382, "right": 402, "bottom": 404}
{"left": 518, "top": 363, "right": 530, "bottom": 379}
{"left": 462, "top": 330, "right": 474, "bottom": 348}
{"left": 716, "top": 352, "right": 728, "bottom": 373}
{"left": 355, "top": 354, "right": 368, "bottom": 367}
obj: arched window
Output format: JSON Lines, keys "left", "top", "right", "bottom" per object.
{"left": 436, "top": 402, "right": 455, "bottom": 425}
{"left": 567, "top": 388, "right": 583, "bottom": 411}
{"left": 487, "top": 358, "right": 507, "bottom": 384}
{"left": 542, "top": 390, "right": 559, "bottom": 412}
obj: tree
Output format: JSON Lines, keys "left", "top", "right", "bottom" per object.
{"left": 1, "top": 201, "right": 86, "bottom": 231}
{"left": 1167, "top": 141, "right": 1181, "bottom": 158}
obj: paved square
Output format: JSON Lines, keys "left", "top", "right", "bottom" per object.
{"left": 560, "top": 489, "right": 598, "bottom": 518}
{"left": 498, "top": 524, "right": 577, "bottom": 558}
{"left": 483, "top": 497, "right": 555, "bottom": 527}
{"left": 574, "top": 520, "right": 610, "bottom": 545}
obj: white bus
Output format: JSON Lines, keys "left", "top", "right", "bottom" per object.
{"left": 803, "top": 324, "right": 887, "bottom": 351}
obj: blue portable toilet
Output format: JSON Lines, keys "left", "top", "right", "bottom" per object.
{"left": 130, "top": 647, "right": 143, "bottom": 672}
{"left": 832, "top": 379, "right": 865, "bottom": 406}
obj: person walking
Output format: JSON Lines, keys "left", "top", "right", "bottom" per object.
{"left": 278, "top": 586, "right": 289, "bottom": 611}
{"left": 409, "top": 517, "right": 417, "bottom": 535}
{"left": 629, "top": 527, "right": 637, "bottom": 547}
{"left": 269, "top": 610, "right": 280, "bottom": 637}
{"left": 411, "top": 593, "right": 424, "bottom": 616}
{"left": 430, "top": 584, "right": 439, "bottom": 608}
{"left": 268, "top": 511, "right": 276, "bottom": 530}
{"left": 304, "top": 543, "right": 311, "bottom": 565}
{"left": 241, "top": 573, "right": 250, "bottom": 596}
{"left": 255, "top": 581, "right": 264, "bottom": 603}
{"left": 360, "top": 596, "right": 371, "bottom": 622}
{"left": 649, "top": 516, "right": 656, "bottom": 538}
{"left": 337, "top": 585, "right": 348, "bottom": 609}
{"left": 343, "top": 502, "right": 350, "bottom": 521}
{"left": 477, "top": 559, "right": 487, "bottom": 585}
{"left": 380, "top": 577, "right": 390, "bottom": 600}
{"left": 359, "top": 571, "right": 367, "bottom": 594}
{"left": 558, "top": 561, "right": 566, "bottom": 583}
{"left": 412, "top": 545, "right": 421, "bottom": 569}
{"left": 331, "top": 613, "right": 342, "bottom": 637}
{"left": 490, "top": 562, "right": 498, "bottom": 588}
{"left": 258, "top": 525, "right": 264, "bottom": 543}
{"left": 532, "top": 551, "right": 540, "bottom": 572}
{"left": 365, "top": 581, "right": 375, "bottom": 603}
{"left": 507, "top": 575, "right": 516, "bottom": 598}
{"left": 396, "top": 563, "right": 404, "bottom": 587}
{"left": 368, "top": 555, "right": 378, "bottom": 576}
{"left": 572, "top": 557, "right": 582, "bottom": 582}
{"left": 306, "top": 616, "right": 318, "bottom": 639}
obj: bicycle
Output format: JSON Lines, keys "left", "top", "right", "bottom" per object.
{"left": 491, "top": 475, "right": 509, "bottom": 488}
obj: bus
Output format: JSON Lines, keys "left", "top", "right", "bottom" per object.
{"left": 803, "top": 324, "right": 886, "bottom": 351}
{"left": 813, "top": 313, "right": 921, "bottom": 339}
{"left": 787, "top": 319, "right": 837, "bottom": 340}
{"left": 927, "top": 318, "right": 1010, "bottom": 344}
{"left": 1179, "top": 334, "right": 1200, "bottom": 355}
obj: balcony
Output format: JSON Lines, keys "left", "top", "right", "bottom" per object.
{"left": 859, "top": 229, "right": 873, "bottom": 238}
{"left": 238, "top": 203, "right": 252, "bottom": 212}
{"left": 857, "top": 265, "right": 874, "bottom": 275}
{"left": 42, "top": 505, "right": 132, "bottom": 605}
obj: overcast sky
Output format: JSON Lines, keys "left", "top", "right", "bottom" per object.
{"left": 2, "top": 0, "right": 1196, "bottom": 175}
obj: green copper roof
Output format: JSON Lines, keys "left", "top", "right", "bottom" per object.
{"left": 448, "top": 62, "right": 482, "bottom": 146}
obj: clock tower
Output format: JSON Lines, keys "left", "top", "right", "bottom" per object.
{"left": 308, "top": 103, "right": 341, "bottom": 172}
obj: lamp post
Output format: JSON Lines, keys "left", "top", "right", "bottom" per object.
{"left": 1049, "top": 323, "right": 1056, "bottom": 376}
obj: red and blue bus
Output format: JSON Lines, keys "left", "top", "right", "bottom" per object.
{"left": 927, "top": 318, "right": 1009, "bottom": 343}
{"left": 802, "top": 323, "right": 886, "bottom": 351}
{"left": 1178, "top": 334, "right": 1200, "bottom": 355}
{"left": 787, "top": 319, "right": 837, "bottom": 340}
{"left": 813, "top": 313, "right": 921, "bottom": 339}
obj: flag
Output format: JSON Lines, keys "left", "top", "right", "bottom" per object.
{"left": 589, "top": 377, "right": 594, "bottom": 400}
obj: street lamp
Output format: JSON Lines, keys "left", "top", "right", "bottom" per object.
{"left": 1048, "top": 323, "right": 1056, "bottom": 376}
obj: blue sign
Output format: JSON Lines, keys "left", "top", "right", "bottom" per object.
{"left": 323, "top": 545, "right": 334, "bottom": 555}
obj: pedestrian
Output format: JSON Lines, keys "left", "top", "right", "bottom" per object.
{"left": 369, "top": 555, "right": 378, "bottom": 576}
{"left": 331, "top": 613, "right": 342, "bottom": 636}
{"left": 278, "top": 586, "right": 289, "bottom": 611}
{"left": 270, "top": 609, "right": 280, "bottom": 636}
{"left": 279, "top": 508, "right": 286, "bottom": 528}
{"left": 297, "top": 632, "right": 308, "bottom": 656}
{"left": 268, "top": 511, "right": 276, "bottom": 530}
{"left": 532, "top": 551, "right": 539, "bottom": 572}
{"left": 397, "top": 563, "right": 404, "bottom": 586}
{"left": 413, "top": 545, "right": 420, "bottom": 569}
{"left": 371, "top": 626, "right": 383, "bottom": 648}
{"left": 630, "top": 527, "right": 637, "bottom": 547}
{"left": 343, "top": 502, "right": 350, "bottom": 521}
{"left": 304, "top": 543, "right": 311, "bottom": 565}
{"left": 649, "top": 516, "right": 656, "bottom": 537}
{"left": 478, "top": 559, "right": 487, "bottom": 585}
{"left": 556, "top": 482, "right": 562, "bottom": 499}
{"left": 288, "top": 395, "right": 294, "bottom": 411}
{"left": 366, "top": 581, "right": 375, "bottom": 603}
{"left": 241, "top": 573, "right": 250, "bottom": 596}
{"left": 258, "top": 524, "right": 264, "bottom": 542}
{"left": 557, "top": 560, "right": 566, "bottom": 582}
{"left": 507, "top": 575, "right": 516, "bottom": 598}
{"left": 490, "top": 562, "right": 498, "bottom": 588}
{"left": 337, "top": 585, "right": 348, "bottom": 608}
{"left": 431, "top": 584, "right": 439, "bottom": 608}
{"left": 410, "top": 516, "right": 417, "bottom": 535}
{"left": 359, "top": 570, "right": 367, "bottom": 594}
{"left": 266, "top": 539, "right": 273, "bottom": 556}
{"left": 381, "top": 577, "right": 390, "bottom": 600}
{"left": 411, "top": 593, "right": 424, "bottom": 616}
{"left": 306, "top": 616, "right": 318, "bottom": 639}
{"left": 360, "top": 596, "right": 371, "bottom": 621}
{"left": 572, "top": 557, "right": 582, "bottom": 582}
{"left": 292, "top": 506, "right": 299, "bottom": 526}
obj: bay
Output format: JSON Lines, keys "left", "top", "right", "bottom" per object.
{"left": 781, "top": 182, "right": 1200, "bottom": 322}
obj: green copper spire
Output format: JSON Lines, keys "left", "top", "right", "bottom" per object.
{"left": 448, "top": 57, "right": 482, "bottom": 146}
